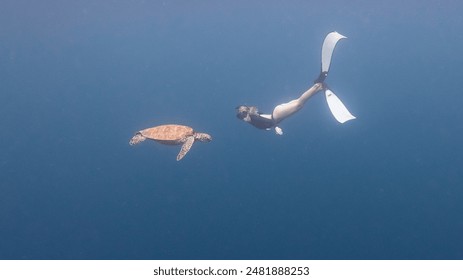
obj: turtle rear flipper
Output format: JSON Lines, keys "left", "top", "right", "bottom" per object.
{"left": 177, "top": 136, "right": 195, "bottom": 161}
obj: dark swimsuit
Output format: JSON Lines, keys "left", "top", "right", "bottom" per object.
{"left": 248, "top": 113, "right": 275, "bottom": 130}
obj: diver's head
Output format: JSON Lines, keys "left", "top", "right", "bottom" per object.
{"left": 235, "top": 105, "right": 250, "bottom": 120}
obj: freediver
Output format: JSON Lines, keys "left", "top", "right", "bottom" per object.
{"left": 236, "top": 31, "right": 355, "bottom": 135}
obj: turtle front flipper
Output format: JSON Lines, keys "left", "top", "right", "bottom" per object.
{"left": 177, "top": 136, "right": 195, "bottom": 161}
{"left": 129, "top": 133, "right": 146, "bottom": 145}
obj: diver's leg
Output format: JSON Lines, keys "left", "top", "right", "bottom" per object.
{"left": 272, "top": 83, "right": 323, "bottom": 123}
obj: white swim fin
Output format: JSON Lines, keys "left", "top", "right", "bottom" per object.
{"left": 321, "top": 31, "right": 347, "bottom": 73}
{"left": 325, "top": 89, "right": 356, "bottom": 123}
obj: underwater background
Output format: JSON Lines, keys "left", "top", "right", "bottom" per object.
{"left": 1, "top": 0, "right": 463, "bottom": 259}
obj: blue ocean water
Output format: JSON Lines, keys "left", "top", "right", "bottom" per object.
{"left": 1, "top": 0, "right": 463, "bottom": 260}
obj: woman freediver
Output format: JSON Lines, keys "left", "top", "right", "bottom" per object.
{"left": 236, "top": 31, "right": 356, "bottom": 135}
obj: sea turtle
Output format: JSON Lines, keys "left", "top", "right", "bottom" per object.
{"left": 129, "top": 124, "right": 212, "bottom": 161}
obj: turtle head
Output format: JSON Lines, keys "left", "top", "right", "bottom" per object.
{"left": 195, "top": 132, "right": 212, "bottom": 142}
{"left": 129, "top": 133, "right": 146, "bottom": 145}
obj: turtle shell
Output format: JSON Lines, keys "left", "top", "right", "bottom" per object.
{"left": 139, "top": 125, "right": 194, "bottom": 142}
